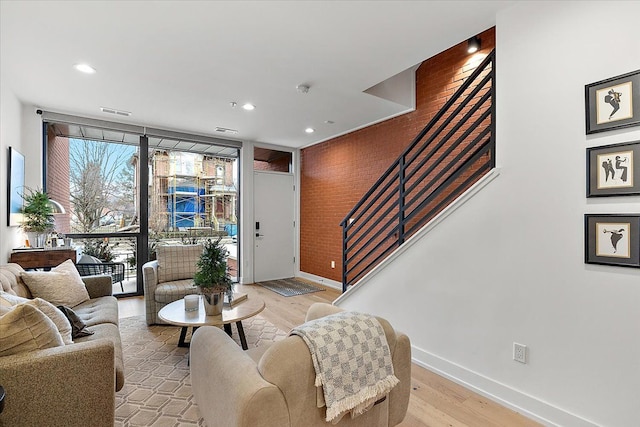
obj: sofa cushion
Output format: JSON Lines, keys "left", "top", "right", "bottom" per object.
{"left": 73, "top": 296, "right": 119, "bottom": 327}
{"left": 155, "top": 279, "right": 198, "bottom": 303}
{"left": 0, "top": 293, "right": 73, "bottom": 345}
{"left": 0, "top": 264, "right": 31, "bottom": 298}
{"left": 0, "top": 303, "right": 65, "bottom": 356}
{"left": 21, "top": 260, "right": 90, "bottom": 307}
{"left": 156, "top": 244, "right": 202, "bottom": 283}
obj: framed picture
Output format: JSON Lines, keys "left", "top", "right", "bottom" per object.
{"left": 585, "top": 69, "right": 640, "bottom": 134}
{"left": 587, "top": 140, "right": 640, "bottom": 197}
{"left": 7, "top": 146, "right": 25, "bottom": 227}
{"left": 585, "top": 214, "right": 640, "bottom": 268}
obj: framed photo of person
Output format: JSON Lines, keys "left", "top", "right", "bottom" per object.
{"left": 587, "top": 141, "right": 640, "bottom": 197}
{"left": 585, "top": 69, "right": 640, "bottom": 134}
{"left": 585, "top": 214, "right": 640, "bottom": 268}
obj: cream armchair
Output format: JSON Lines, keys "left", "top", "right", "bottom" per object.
{"left": 190, "top": 302, "right": 411, "bottom": 427}
{"left": 142, "top": 244, "right": 202, "bottom": 325}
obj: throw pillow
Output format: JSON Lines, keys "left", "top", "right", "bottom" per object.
{"left": 156, "top": 244, "right": 202, "bottom": 283}
{"left": 21, "top": 260, "right": 90, "bottom": 307}
{"left": 0, "top": 292, "right": 28, "bottom": 307}
{"left": 56, "top": 305, "right": 94, "bottom": 338}
{"left": 0, "top": 303, "right": 65, "bottom": 357}
{"left": 0, "top": 293, "right": 72, "bottom": 344}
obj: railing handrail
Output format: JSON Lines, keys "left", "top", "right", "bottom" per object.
{"left": 340, "top": 50, "right": 495, "bottom": 227}
{"left": 341, "top": 49, "right": 495, "bottom": 291}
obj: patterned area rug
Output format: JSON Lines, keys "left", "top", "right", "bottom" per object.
{"left": 115, "top": 315, "right": 287, "bottom": 426}
{"left": 257, "top": 277, "right": 324, "bottom": 297}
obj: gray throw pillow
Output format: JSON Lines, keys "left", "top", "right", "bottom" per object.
{"left": 56, "top": 305, "right": 94, "bottom": 338}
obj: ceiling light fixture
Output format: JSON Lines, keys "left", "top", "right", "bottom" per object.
{"left": 305, "top": 127, "right": 315, "bottom": 134}
{"left": 467, "top": 36, "right": 481, "bottom": 54}
{"left": 74, "top": 63, "right": 96, "bottom": 74}
{"left": 296, "top": 84, "right": 310, "bottom": 94}
{"left": 242, "top": 103, "right": 255, "bottom": 111}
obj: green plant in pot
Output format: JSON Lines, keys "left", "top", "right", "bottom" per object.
{"left": 194, "top": 238, "right": 233, "bottom": 315}
{"left": 21, "top": 188, "right": 55, "bottom": 248}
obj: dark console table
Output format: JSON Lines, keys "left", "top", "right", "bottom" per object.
{"left": 9, "top": 248, "right": 77, "bottom": 270}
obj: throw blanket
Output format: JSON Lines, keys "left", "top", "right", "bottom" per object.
{"left": 290, "top": 311, "right": 399, "bottom": 424}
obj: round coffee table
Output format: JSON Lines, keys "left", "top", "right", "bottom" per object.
{"left": 158, "top": 294, "right": 265, "bottom": 349}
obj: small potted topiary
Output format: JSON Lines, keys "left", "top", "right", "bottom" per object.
{"left": 21, "top": 188, "right": 55, "bottom": 248}
{"left": 194, "top": 238, "right": 233, "bottom": 315}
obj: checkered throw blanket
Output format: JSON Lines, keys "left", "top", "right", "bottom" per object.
{"left": 290, "top": 311, "right": 399, "bottom": 423}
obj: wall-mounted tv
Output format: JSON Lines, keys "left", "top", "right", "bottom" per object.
{"left": 7, "top": 146, "right": 25, "bottom": 226}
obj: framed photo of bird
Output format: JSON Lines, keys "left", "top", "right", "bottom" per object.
{"left": 585, "top": 69, "right": 640, "bottom": 134}
{"left": 587, "top": 141, "right": 640, "bottom": 197}
{"left": 585, "top": 214, "right": 640, "bottom": 268}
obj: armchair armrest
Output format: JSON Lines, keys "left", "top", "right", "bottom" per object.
{"left": 0, "top": 339, "right": 115, "bottom": 427}
{"left": 81, "top": 274, "right": 113, "bottom": 298}
{"left": 142, "top": 260, "right": 159, "bottom": 295}
{"left": 190, "top": 327, "right": 289, "bottom": 427}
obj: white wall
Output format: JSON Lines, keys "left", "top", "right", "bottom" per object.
{"left": 337, "top": 2, "right": 640, "bottom": 426}
{"left": 0, "top": 75, "right": 43, "bottom": 262}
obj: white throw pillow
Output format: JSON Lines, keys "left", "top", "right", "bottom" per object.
{"left": 0, "top": 293, "right": 72, "bottom": 344}
{"left": 0, "top": 303, "right": 65, "bottom": 356}
{"left": 21, "top": 259, "right": 90, "bottom": 307}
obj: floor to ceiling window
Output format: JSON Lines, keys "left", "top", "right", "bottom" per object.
{"left": 43, "top": 113, "right": 241, "bottom": 296}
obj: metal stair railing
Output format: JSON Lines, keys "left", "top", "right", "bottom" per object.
{"left": 340, "top": 50, "right": 496, "bottom": 291}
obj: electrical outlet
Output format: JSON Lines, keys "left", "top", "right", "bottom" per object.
{"left": 331, "top": 261, "right": 335, "bottom": 269}
{"left": 513, "top": 342, "right": 527, "bottom": 364}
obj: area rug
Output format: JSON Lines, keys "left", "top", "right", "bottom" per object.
{"left": 115, "top": 315, "right": 287, "bottom": 426}
{"left": 257, "top": 277, "right": 324, "bottom": 297}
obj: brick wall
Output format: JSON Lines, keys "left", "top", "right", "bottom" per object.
{"left": 300, "top": 28, "right": 495, "bottom": 282}
{"left": 253, "top": 156, "right": 291, "bottom": 172}
{"left": 46, "top": 132, "right": 71, "bottom": 234}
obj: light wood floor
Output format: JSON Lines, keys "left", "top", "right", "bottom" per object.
{"left": 118, "top": 283, "right": 541, "bottom": 427}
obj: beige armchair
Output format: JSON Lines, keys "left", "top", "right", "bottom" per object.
{"left": 190, "top": 302, "right": 411, "bottom": 427}
{"left": 142, "top": 244, "right": 202, "bottom": 325}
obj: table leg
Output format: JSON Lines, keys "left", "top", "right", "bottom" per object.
{"left": 178, "top": 327, "right": 189, "bottom": 347}
{"left": 223, "top": 323, "right": 232, "bottom": 336}
{"left": 236, "top": 321, "right": 248, "bottom": 350}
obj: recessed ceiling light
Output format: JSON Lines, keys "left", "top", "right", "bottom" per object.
{"left": 74, "top": 63, "right": 96, "bottom": 74}
{"left": 242, "top": 103, "right": 255, "bottom": 111}
{"left": 305, "top": 127, "right": 315, "bottom": 134}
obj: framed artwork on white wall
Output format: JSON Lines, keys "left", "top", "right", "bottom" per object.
{"left": 585, "top": 69, "right": 640, "bottom": 134}
{"left": 587, "top": 140, "right": 640, "bottom": 197}
{"left": 7, "top": 146, "right": 25, "bottom": 227}
{"left": 585, "top": 214, "right": 640, "bottom": 268}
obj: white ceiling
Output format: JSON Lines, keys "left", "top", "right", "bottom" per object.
{"left": 0, "top": 1, "right": 514, "bottom": 149}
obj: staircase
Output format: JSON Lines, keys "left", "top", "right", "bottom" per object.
{"left": 340, "top": 50, "right": 496, "bottom": 292}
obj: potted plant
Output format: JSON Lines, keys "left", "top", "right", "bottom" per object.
{"left": 21, "top": 188, "right": 55, "bottom": 248}
{"left": 194, "top": 238, "right": 233, "bottom": 315}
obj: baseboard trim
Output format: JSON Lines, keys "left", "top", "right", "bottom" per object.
{"left": 412, "top": 346, "right": 598, "bottom": 427}
{"left": 296, "top": 271, "right": 342, "bottom": 290}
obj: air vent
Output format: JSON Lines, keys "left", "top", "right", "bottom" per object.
{"left": 100, "top": 107, "right": 131, "bottom": 117}
{"left": 215, "top": 127, "right": 239, "bottom": 134}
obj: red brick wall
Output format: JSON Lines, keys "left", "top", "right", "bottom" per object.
{"left": 300, "top": 28, "right": 495, "bottom": 282}
{"left": 253, "top": 156, "right": 291, "bottom": 172}
{"left": 46, "top": 132, "right": 71, "bottom": 234}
